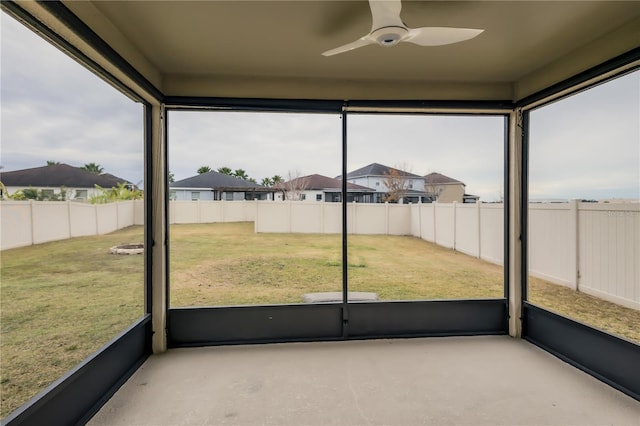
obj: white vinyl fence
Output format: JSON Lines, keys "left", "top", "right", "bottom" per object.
{"left": 0, "top": 200, "right": 144, "bottom": 250}
{"left": 2, "top": 199, "right": 638, "bottom": 310}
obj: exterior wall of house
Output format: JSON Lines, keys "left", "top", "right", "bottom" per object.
{"left": 4, "top": 186, "right": 102, "bottom": 201}
{"left": 171, "top": 189, "right": 215, "bottom": 201}
{"left": 347, "top": 177, "right": 425, "bottom": 194}
{"left": 429, "top": 184, "right": 465, "bottom": 203}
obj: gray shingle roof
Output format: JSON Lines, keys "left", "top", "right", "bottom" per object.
{"left": 171, "top": 171, "right": 266, "bottom": 190}
{"left": 341, "top": 163, "right": 422, "bottom": 179}
{"left": 279, "top": 174, "right": 374, "bottom": 192}
{"left": 0, "top": 164, "right": 131, "bottom": 188}
{"left": 424, "top": 172, "right": 464, "bottom": 185}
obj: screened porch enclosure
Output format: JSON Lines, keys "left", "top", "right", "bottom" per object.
{"left": 1, "top": 1, "right": 638, "bottom": 424}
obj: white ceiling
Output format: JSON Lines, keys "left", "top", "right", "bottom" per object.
{"left": 56, "top": 1, "right": 640, "bottom": 101}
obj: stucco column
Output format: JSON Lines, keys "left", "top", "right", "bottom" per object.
{"left": 150, "top": 103, "right": 168, "bottom": 353}
{"left": 508, "top": 109, "right": 524, "bottom": 337}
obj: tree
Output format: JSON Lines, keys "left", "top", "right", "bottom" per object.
{"left": 81, "top": 162, "right": 104, "bottom": 175}
{"left": 89, "top": 183, "right": 143, "bottom": 204}
{"left": 260, "top": 175, "right": 283, "bottom": 187}
{"left": 168, "top": 171, "right": 175, "bottom": 183}
{"left": 197, "top": 166, "right": 212, "bottom": 174}
{"left": 46, "top": 160, "right": 60, "bottom": 166}
{"left": 283, "top": 170, "right": 309, "bottom": 201}
{"left": 233, "top": 168, "right": 249, "bottom": 180}
{"left": 383, "top": 164, "right": 410, "bottom": 203}
{"left": 217, "top": 166, "right": 232, "bottom": 175}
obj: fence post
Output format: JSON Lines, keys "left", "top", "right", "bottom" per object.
{"left": 67, "top": 200, "right": 72, "bottom": 238}
{"left": 433, "top": 203, "right": 437, "bottom": 244}
{"left": 568, "top": 200, "right": 579, "bottom": 291}
{"left": 476, "top": 201, "right": 482, "bottom": 259}
{"left": 29, "top": 199, "right": 35, "bottom": 246}
{"left": 452, "top": 201, "right": 457, "bottom": 251}
{"left": 385, "top": 202, "right": 390, "bottom": 235}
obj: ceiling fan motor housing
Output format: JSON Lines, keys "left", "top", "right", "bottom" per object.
{"left": 371, "top": 26, "right": 408, "bottom": 46}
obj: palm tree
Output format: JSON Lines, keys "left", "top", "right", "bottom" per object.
{"left": 217, "top": 166, "right": 232, "bottom": 175}
{"left": 233, "top": 169, "right": 249, "bottom": 180}
{"left": 261, "top": 177, "right": 273, "bottom": 187}
{"left": 197, "top": 166, "right": 212, "bottom": 174}
{"left": 81, "top": 162, "right": 104, "bottom": 174}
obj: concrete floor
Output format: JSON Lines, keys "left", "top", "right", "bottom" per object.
{"left": 89, "top": 336, "right": 640, "bottom": 425}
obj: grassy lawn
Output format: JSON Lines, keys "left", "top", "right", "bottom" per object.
{"left": 0, "top": 226, "right": 145, "bottom": 418}
{"left": 2, "top": 221, "right": 639, "bottom": 417}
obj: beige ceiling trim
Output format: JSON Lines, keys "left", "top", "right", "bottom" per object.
{"left": 14, "top": 0, "right": 161, "bottom": 105}
{"left": 514, "top": 17, "right": 640, "bottom": 102}
{"left": 163, "top": 74, "right": 514, "bottom": 102}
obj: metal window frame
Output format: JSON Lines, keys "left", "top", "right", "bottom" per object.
{"left": 164, "top": 102, "right": 512, "bottom": 346}
{"left": 518, "top": 54, "right": 640, "bottom": 402}
{"left": 0, "top": 2, "right": 156, "bottom": 424}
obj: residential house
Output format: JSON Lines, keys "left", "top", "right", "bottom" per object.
{"left": 170, "top": 171, "right": 273, "bottom": 201}
{"left": 0, "top": 163, "right": 133, "bottom": 200}
{"left": 276, "top": 174, "right": 375, "bottom": 202}
{"left": 340, "top": 163, "right": 433, "bottom": 204}
{"left": 424, "top": 172, "right": 479, "bottom": 203}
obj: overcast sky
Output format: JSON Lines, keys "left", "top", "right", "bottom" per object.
{"left": 2, "top": 12, "right": 638, "bottom": 201}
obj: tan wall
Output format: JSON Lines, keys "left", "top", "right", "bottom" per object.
{"left": 436, "top": 184, "right": 465, "bottom": 203}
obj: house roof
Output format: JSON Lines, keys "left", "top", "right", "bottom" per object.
{"left": 424, "top": 172, "right": 464, "bottom": 186}
{"left": 281, "top": 174, "right": 374, "bottom": 192}
{"left": 342, "top": 163, "right": 423, "bottom": 180}
{"left": 0, "top": 164, "right": 132, "bottom": 188}
{"left": 171, "top": 171, "right": 268, "bottom": 191}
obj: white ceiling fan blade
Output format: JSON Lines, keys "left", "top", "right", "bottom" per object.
{"left": 322, "top": 37, "right": 375, "bottom": 56}
{"left": 404, "top": 27, "right": 484, "bottom": 46}
{"left": 369, "top": 0, "right": 404, "bottom": 31}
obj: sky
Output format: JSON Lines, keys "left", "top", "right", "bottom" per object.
{"left": 2, "top": 12, "right": 639, "bottom": 202}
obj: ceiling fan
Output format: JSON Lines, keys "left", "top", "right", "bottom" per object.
{"left": 322, "top": 0, "right": 483, "bottom": 56}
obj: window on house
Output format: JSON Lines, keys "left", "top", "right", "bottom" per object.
{"left": 527, "top": 70, "right": 640, "bottom": 344}
{"left": 75, "top": 189, "right": 88, "bottom": 200}
{"left": 0, "top": 12, "right": 145, "bottom": 417}
{"left": 316, "top": 194, "right": 322, "bottom": 201}
{"left": 192, "top": 191, "right": 200, "bottom": 200}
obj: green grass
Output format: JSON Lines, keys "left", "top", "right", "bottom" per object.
{"left": 1, "top": 221, "right": 639, "bottom": 417}
{"left": 0, "top": 226, "right": 145, "bottom": 417}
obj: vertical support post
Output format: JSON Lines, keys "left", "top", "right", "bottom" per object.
{"left": 476, "top": 200, "right": 482, "bottom": 259}
{"left": 341, "top": 109, "right": 349, "bottom": 338}
{"left": 508, "top": 108, "right": 525, "bottom": 338}
{"left": 568, "top": 199, "right": 579, "bottom": 291}
{"left": 29, "top": 199, "right": 35, "bottom": 246}
{"left": 452, "top": 201, "right": 457, "bottom": 251}
{"left": 67, "top": 200, "right": 72, "bottom": 238}
{"left": 150, "top": 103, "right": 167, "bottom": 353}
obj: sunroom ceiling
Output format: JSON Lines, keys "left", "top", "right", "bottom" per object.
{"left": 58, "top": 1, "right": 640, "bottom": 101}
